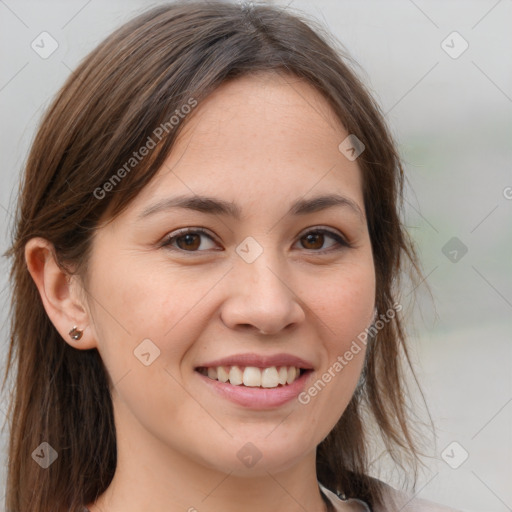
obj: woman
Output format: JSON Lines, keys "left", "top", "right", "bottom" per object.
{"left": 2, "top": 2, "right": 460, "bottom": 511}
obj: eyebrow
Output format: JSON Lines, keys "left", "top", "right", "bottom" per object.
{"left": 137, "top": 193, "right": 365, "bottom": 222}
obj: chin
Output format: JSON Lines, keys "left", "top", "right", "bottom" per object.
{"left": 195, "top": 433, "right": 315, "bottom": 477}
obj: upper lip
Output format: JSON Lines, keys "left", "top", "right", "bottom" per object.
{"left": 196, "top": 353, "right": 314, "bottom": 370}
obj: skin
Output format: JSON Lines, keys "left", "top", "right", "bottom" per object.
{"left": 26, "top": 72, "right": 376, "bottom": 512}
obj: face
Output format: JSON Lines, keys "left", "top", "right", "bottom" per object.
{"left": 84, "top": 72, "right": 376, "bottom": 477}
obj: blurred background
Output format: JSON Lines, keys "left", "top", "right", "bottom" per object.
{"left": 0, "top": 1, "right": 510, "bottom": 510}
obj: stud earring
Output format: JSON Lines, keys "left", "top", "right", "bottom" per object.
{"left": 69, "top": 326, "right": 83, "bottom": 341}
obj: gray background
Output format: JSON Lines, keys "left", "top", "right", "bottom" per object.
{"left": 1, "top": 1, "right": 511, "bottom": 511}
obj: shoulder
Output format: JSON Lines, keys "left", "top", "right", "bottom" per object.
{"left": 374, "top": 479, "right": 462, "bottom": 512}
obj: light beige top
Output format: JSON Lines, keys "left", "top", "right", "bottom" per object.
{"left": 319, "top": 481, "right": 463, "bottom": 511}
{"left": 81, "top": 482, "right": 461, "bottom": 512}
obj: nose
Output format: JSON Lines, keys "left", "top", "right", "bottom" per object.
{"left": 220, "top": 254, "right": 306, "bottom": 336}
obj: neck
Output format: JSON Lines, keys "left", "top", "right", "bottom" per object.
{"left": 87, "top": 403, "right": 327, "bottom": 512}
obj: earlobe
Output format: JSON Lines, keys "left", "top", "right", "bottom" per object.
{"left": 24, "top": 237, "right": 96, "bottom": 349}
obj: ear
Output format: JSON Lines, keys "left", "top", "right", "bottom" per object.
{"left": 24, "top": 237, "right": 97, "bottom": 349}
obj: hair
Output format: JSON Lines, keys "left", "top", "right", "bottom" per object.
{"left": 2, "top": 2, "right": 430, "bottom": 511}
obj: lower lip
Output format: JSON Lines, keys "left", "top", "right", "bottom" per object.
{"left": 195, "top": 370, "right": 312, "bottom": 409}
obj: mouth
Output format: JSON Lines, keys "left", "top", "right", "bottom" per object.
{"left": 193, "top": 353, "right": 314, "bottom": 408}
{"left": 195, "top": 365, "right": 310, "bottom": 388}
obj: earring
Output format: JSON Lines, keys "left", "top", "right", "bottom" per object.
{"left": 69, "top": 326, "right": 83, "bottom": 341}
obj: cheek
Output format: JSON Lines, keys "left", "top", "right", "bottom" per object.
{"left": 85, "top": 256, "right": 211, "bottom": 426}
{"left": 87, "top": 252, "right": 219, "bottom": 370}
{"left": 294, "top": 259, "right": 374, "bottom": 435}
{"left": 305, "top": 258, "right": 376, "bottom": 345}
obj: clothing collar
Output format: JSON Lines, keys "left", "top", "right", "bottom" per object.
{"left": 319, "top": 481, "right": 371, "bottom": 512}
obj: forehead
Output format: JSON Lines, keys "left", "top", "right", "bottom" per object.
{"left": 128, "top": 71, "right": 364, "bottom": 218}
{"left": 181, "top": 71, "right": 347, "bottom": 152}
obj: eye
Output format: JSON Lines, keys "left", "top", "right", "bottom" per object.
{"left": 160, "top": 227, "right": 350, "bottom": 254}
{"left": 160, "top": 228, "right": 219, "bottom": 252}
{"left": 295, "top": 228, "right": 350, "bottom": 253}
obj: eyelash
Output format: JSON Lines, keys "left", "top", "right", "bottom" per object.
{"left": 159, "top": 227, "right": 351, "bottom": 255}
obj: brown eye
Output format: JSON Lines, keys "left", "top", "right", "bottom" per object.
{"left": 176, "top": 233, "right": 201, "bottom": 251}
{"left": 297, "top": 229, "right": 348, "bottom": 253}
{"left": 161, "top": 228, "right": 218, "bottom": 252}
{"left": 301, "top": 232, "right": 325, "bottom": 250}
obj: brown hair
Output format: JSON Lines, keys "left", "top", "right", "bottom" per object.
{"left": 2, "top": 2, "right": 430, "bottom": 511}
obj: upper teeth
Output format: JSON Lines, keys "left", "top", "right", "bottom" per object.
{"left": 201, "top": 366, "right": 301, "bottom": 388}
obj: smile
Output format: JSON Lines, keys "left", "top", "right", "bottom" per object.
{"left": 196, "top": 365, "right": 304, "bottom": 388}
